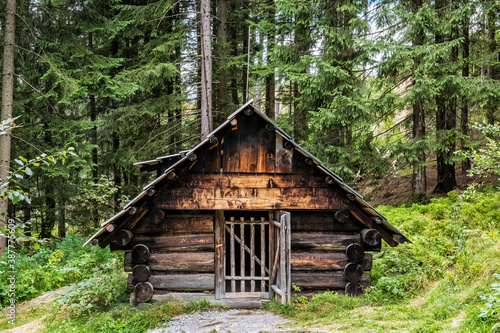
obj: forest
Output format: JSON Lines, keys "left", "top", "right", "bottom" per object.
{"left": 0, "top": 0, "right": 499, "bottom": 243}
{"left": 1, "top": 0, "right": 500, "bottom": 332}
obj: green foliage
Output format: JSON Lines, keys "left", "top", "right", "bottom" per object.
{"left": 57, "top": 261, "right": 127, "bottom": 316}
{"left": 184, "top": 299, "right": 213, "bottom": 313}
{"left": 43, "top": 301, "right": 185, "bottom": 333}
{"left": 460, "top": 123, "right": 500, "bottom": 178}
{"left": 479, "top": 274, "right": 500, "bottom": 321}
{"left": 0, "top": 234, "right": 119, "bottom": 306}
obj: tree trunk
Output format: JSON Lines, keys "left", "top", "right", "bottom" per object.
{"left": 486, "top": 6, "right": 496, "bottom": 125}
{"left": 461, "top": 3, "right": 470, "bottom": 172}
{"left": 58, "top": 196, "right": 66, "bottom": 238}
{"left": 411, "top": 0, "right": 426, "bottom": 195}
{"left": 215, "top": 0, "right": 228, "bottom": 124}
{"left": 265, "top": 0, "right": 276, "bottom": 118}
{"left": 200, "top": 0, "right": 213, "bottom": 140}
{"left": 241, "top": 0, "right": 250, "bottom": 102}
{"left": 0, "top": 0, "right": 16, "bottom": 256}
{"left": 433, "top": 0, "right": 457, "bottom": 193}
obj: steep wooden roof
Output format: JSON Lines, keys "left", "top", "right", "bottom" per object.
{"left": 84, "top": 100, "right": 410, "bottom": 247}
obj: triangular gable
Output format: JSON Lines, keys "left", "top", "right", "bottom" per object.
{"left": 84, "top": 100, "right": 410, "bottom": 247}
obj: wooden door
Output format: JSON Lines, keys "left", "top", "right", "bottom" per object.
{"left": 269, "top": 210, "right": 291, "bottom": 304}
{"left": 215, "top": 211, "right": 271, "bottom": 299}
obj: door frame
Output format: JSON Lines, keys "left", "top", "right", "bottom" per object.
{"left": 214, "top": 210, "right": 291, "bottom": 304}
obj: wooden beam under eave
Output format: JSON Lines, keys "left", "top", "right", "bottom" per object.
{"left": 348, "top": 205, "right": 397, "bottom": 247}
{"left": 100, "top": 205, "right": 149, "bottom": 248}
{"left": 154, "top": 187, "right": 347, "bottom": 211}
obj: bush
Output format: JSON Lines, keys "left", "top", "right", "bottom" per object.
{"left": 57, "top": 260, "right": 127, "bottom": 316}
{"left": 0, "top": 234, "right": 120, "bottom": 306}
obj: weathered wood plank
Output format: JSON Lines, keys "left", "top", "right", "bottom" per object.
{"left": 132, "top": 234, "right": 214, "bottom": 252}
{"left": 215, "top": 211, "right": 224, "bottom": 299}
{"left": 291, "top": 252, "right": 372, "bottom": 271}
{"left": 167, "top": 174, "right": 330, "bottom": 189}
{"left": 276, "top": 135, "right": 293, "bottom": 173}
{"left": 257, "top": 127, "right": 275, "bottom": 173}
{"left": 134, "top": 215, "right": 214, "bottom": 235}
{"left": 292, "top": 272, "right": 346, "bottom": 289}
{"left": 291, "top": 213, "right": 363, "bottom": 232}
{"left": 291, "top": 233, "right": 360, "bottom": 251}
{"left": 203, "top": 135, "right": 221, "bottom": 173}
{"left": 148, "top": 274, "right": 214, "bottom": 290}
{"left": 155, "top": 187, "right": 346, "bottom": 210}
{"left": 223, "top": 123, "right": 240, "bottom": 172}
{"left": 239, "top": 113, "right": 259, "bottom": 173}
{"left": 291, "top": 274, "right": 370, "bottom": 293}
{"left": 150, "top": 293, "right": 266, "bottom": 309}
{"left": 125, "top": 252, "right": 215, "bottom": 272}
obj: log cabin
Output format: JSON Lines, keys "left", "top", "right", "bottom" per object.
{"left": 84, "top": 100, "right": 409, "bottom": 308}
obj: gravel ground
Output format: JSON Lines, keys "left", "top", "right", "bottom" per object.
{"left": 149, "top": 309, "right": 291, "bottom": 333}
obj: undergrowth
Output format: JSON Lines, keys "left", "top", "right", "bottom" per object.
{"left": 2, "top": 185, "right": 500, "bottom": 332}
{"left": 265, "top": 185, "right": 500, "bottom": 332}
{"left": 0, "top": 234, "right": 120, "bottom": 306}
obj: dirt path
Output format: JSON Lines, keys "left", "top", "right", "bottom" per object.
{"left": 0, "top": 287, "right": 68, "bottom": 333}
{"left": 148, "top": 309, "right": 291, "bottom": 333}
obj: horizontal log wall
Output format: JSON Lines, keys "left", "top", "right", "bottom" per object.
{"left": 126, "top": 213, "right": 216, "bottom": 303}
{"left": 289, "top": 211, "right": 378, "bottom": 296}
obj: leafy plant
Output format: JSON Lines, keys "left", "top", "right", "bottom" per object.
{"left": 479, "top": 274, "right": 500, "bottom": 320}
{"left": 57, "top": 261, "right": 127, "bottom": 316}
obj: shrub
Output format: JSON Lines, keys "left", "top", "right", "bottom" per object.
{"left": 57, "top": 260, "right": 127, "bottom": 316}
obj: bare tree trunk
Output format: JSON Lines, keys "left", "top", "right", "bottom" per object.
{"left": 433, "top": 0, "right": 457, "bottom": 193}
{"left": 58, "top": 196, "right": 66, "bottom": 238}
{"left": 200, "top": 0, "right": 213, "bottom": 140}
{"left": 0, "top": 0, "right": 17, "bottom": 256}
{"left": 461, "top": 3, "right": 470, "bottom": 172}
{"left": 411, "top": 0, "right": 426, "bottom": 195}
{"left": 265, "top": 0, "right": 276, "bottom": 119}
{"left": 486, "top": 6, "right": 496, "bottom": 125}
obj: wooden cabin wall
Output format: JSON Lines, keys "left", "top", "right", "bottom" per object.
{"left": 117, "top": 212, "right": 216, "bottom": 303}
{"left": 289, "top": 211, "right": 381, "bottom": 297}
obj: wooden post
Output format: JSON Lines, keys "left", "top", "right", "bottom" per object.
{"left": 230, "top": 221, "right": 235, "bottom": 292}
{"left": 250, "top": 222, "right": 255, "bottom": 292}
{"left": 241, "top": 221, "right": 245, "bottom": 292}
{"left": 261, "top": 217, "right": 266, "bottom": 292}
{"left": 215, "top": 210, "right": 224, "bottom": 299}
{"left": 279, "top": 214, "right": 286, "bottom": 304}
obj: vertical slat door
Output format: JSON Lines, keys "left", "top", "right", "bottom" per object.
{"left": 224, "top": 216, "right": 270, "bottom": 295}
{"left": 270, "top": 210, "right": 291, "bottom": 304}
